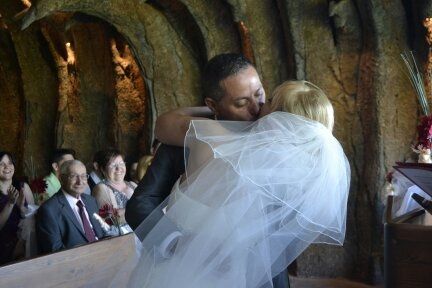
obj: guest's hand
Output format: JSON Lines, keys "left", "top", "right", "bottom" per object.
{"left": 7, "top": 185, "right": 19, "bottom": 205}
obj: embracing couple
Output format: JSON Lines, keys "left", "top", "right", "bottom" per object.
{"left": 125, "top": 53, "right": 350, "bottom": 288}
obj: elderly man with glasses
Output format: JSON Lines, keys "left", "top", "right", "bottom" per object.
{"left": 36, "top": 160, "right": 104, "bottom": 254}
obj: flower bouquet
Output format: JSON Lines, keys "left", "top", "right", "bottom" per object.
{"left": 94, "top": 203, "right": 122, "bottom": 236}
{"left": 413, "top": 115, "right": 432, "bottom": 163}
{"left": 401, "top": 51, "right": 432, "bottom": 163}
{"left": 29, "top": 178, "right": 49, "bottom": 205}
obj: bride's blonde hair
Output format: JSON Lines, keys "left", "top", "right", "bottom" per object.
{"left": 270, "top": 80, "right": 334, "bottom": 130}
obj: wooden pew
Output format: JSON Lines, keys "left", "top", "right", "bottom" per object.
{"left": 384, "top": 195, "right": 432, "bottom": 288}
{"left": 0, "top": 233, "right": 136, "bottom": 288}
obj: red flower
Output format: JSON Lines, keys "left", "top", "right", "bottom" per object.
{"left": 416, "top": 115, "right": 432, "bottom": 149}
{"left": 386, "top": 171, "right": 393, "bottom": 183}
{"left": 30, "top": 178, "right": 47, "bottom": 194}
{"left": 98, "top": 204, "right": 119, "bottom": 226}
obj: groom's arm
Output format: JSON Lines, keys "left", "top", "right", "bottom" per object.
{"left": 125, "top": 144, "right": 185, "bottom": 230}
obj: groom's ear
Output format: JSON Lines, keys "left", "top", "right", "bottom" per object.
{"left": 204, "top": 97, "right": 218, "bottom": 115}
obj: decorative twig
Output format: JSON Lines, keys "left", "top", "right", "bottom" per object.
{"left": 401, "top": 51, "right": 430, "bottom": 116}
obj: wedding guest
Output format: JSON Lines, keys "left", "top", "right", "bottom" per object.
{"left": 92, "top": 149, "right": 137, "bottom": 233}
{"left": 136, "top": 155, "right": 153, "bottom": 182}
{"left": 88, "top": 150, "right": 104, "bottom": 191}
{"left": 43, "top": 148, "right": 75, "bottom": 198}
{"left": 36, "top": 160, "right": 103, "bottom": 253}
{"left": 126, "top": 157, "right": 138, "bottom": 184}
{"left": 0, "top": 151, "right": 35, "bottom": 265}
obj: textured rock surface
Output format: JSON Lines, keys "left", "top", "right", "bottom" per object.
{"left": 1, "top": 0, "right": 431, "bottom": 283}
{"left": 0, "top": 28, "right": 24, "bottom": 166}
{"left": 280, "top": 0, "right": 362, "bottom": 278}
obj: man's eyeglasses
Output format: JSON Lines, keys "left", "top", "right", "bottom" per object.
{"left": 65, "top": 174, "right": 89, "bottom": 181}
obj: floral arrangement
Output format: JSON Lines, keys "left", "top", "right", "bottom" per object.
{"left": 97, "top": 203, "right": 122, "bottom": 236}
{"left": 29, "top": 178, "right": 49, "bottom": 205}
{"left": 98, "top": 203, "right": 120, "bottom": 226}
{"left": 401, "top": 51, "right": 430, "bottom": 116}
{"left": 413, "top": 115, "right": 432, "bottom": 162}
{"left": 382, "top": 171, "right": 395, "bottom": 205}
{"left": 386, "top": 171, "right": 394, "bottom": 183}
{"left": 383, "top": 22, "right": 432, "bottom": 205}
{"left": 401, "top": 50, "right": 432, "bottom": 163}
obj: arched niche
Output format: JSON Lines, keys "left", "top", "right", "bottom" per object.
{"left": 0, "top": 23, "right": 25, "bottom": 167}
{"left": 21, "top": 0, "right": 243, "bottom": 115}
{"left": 14, "top": 0, "right": 215, "bottom": 174}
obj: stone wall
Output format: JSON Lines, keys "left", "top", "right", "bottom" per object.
{"left": 1, "top": 0, "right": 431, "bottom": 283}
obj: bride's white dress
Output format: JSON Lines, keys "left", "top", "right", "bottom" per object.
{"left": 120, "top": 112, "right": 350, "bottom": 288}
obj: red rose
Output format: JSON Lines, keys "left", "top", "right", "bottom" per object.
{"left": 30, "top": 178, "right": 47, "bottom": 194}
{"left": 98, "top": 204, "right": 120, "bottom": 226}
{"left": 416, "top": 115, "right": 432, "bottom": 149}
{"left": 386, "top": 171, "right": 393, "bottom": 183}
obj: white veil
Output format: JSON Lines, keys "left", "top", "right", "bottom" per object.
{"left": 125, "top": 112, "right": 350, "bottom": 288}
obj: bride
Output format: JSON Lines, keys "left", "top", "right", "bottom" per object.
{"left": 122, "top": 80, "right": 350, "bottom": 288}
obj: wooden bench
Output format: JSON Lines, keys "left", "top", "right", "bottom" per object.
{"left": 0, "top": 233, "right": 136, "bottom": 288}
{"left": 384, "top": 195, "right": 432, "bottom": 288}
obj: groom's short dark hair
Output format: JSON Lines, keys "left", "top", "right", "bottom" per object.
{"left": 202, "top": 53, "right": 254, "bottom": 102}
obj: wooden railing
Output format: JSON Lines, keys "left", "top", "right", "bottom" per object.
{"left": 0, "top": 233, "right": 136, "bottom": 288}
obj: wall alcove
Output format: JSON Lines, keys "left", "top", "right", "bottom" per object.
{"left": 0, "top": 0, "right": 215, "bottom": 176}
{"left": 1, "top": 12, "right": 151, "bottom": 175}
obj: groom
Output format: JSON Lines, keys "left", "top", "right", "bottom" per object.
{"left": 125, "top": 53, "right": 290, "bottom": 288}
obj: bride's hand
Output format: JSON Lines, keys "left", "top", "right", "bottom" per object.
{"left": 155, "top": 106, "right": 213, "bottom": 147}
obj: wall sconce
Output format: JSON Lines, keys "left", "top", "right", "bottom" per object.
{"left": 66, "top": 42, "right": 76, "bottom": 65}
{"left": 21, "top": 0, "right": 32, "bottom": 8}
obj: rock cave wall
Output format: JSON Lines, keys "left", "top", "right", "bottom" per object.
{"left": 1, "top": 0, "right": 432, "bottom": 283}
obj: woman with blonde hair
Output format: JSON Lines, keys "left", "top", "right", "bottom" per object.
{"left": 261, "top": 80, "right": 334, "bottom": 129}
{"left": 123, "top": 80, "right": 350, "bottom": 288}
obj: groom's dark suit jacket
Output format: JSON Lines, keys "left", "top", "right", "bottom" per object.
{"left": 125, "top": 144, "right": 290, "bottom": 288}
{"left": 126, "top": 144, "right": 184, "bottom": 231}
{"left": 36, "top": 190, "right": 104, "bottom": 254}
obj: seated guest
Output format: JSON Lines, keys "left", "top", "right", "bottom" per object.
{"left": 88, "top": 150, "right": 104, "bottom": 191}
{"left": 43, "top": 148, "right": 75, "bottom": 198}
{"left": 136, "top": 155, "right": 153, "bottom": 182}
{"left": 127, "top": 160, "right": 139, "bottom": 184}
{"left": 0, "top": 151, "right": 35, "bottom": 265}
{"left": 36, "top": 160, "right": 103, "bottom": 254}
{"left": 92, "top": 149, "right": 136, "bottom": 233}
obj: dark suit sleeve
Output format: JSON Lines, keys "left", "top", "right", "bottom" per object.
{"left": 125, "top": 144, "right": 185, "bottom": 230}
{"left": 36, "top": 203, "right": 65, "bottom": 254}
{"left": 88, "top": 177, "right": 96, "bottom": 192}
